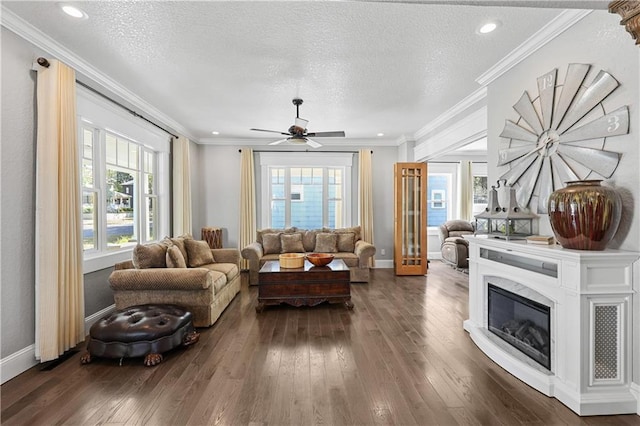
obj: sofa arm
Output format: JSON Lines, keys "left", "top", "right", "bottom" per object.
{"left": 114, "top": 260, "right": 135, "bottom": 270}
{"left": 212, "top": 248, "right": 240, "bottom": 266}
{"left": 354, "top": 240, "right": 376, "bottom": 267}
{"left": 241, "top": 242, "right": 263, "bottom": 262}
{"left": 109, "top": 268, "right": 214, "bottom": 291}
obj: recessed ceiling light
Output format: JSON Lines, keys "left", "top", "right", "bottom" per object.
{"left": 377, "top": 133, "right": 384, "bottom": 137}
{"left": 211, "top": 131, "right": 219, "bottom": 135}
{"left": 59, "top": 4, "right": 88, "bottom": 19}
{"left": 478, "top": 21, "right": 499, "bottom": 34}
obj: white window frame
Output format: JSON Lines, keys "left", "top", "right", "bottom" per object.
{"left": 431, "top": 189, "right": 446, "bottom": 209}
{"left": 426, "top": 162, "right": 458, "bottom": 231}
{"left": 77, "top": 86, "right": 170, "bottom": 273}
{"left": 259, "top": 152, "right": 353, "bottom": 229}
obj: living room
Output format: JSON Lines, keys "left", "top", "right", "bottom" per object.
{"left": 2, "top": 1, "right": 640, "bottom": 423}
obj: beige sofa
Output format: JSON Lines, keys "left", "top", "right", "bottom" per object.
{"left": 109, "top": 236, "right": 241, "bottom": 328}
{"left": 241, "top": 226, "right": 376, "bottom": 285}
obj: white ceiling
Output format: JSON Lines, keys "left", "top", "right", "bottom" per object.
{"left": 2, "top": 1, "right": 609, "bottom": 148}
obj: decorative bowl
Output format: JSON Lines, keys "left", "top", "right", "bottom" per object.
{"left": 279, "top": 253, "right": 305, "bottom": 268}
{"left": 306, "top": 253, "right": 334, "bottom": 267}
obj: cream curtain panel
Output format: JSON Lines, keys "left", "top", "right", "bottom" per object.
{"left": 35, "top": 59, "right": 85, "bottom": 362}
{"left": 459, "top": 160, "right": 473, "bottom": 221}
{"left": 173, "top": 136, "right": 192, "bottom": 236}
{"left": 359, "top": 149, "right": 375, "bottom": 267}
{"left": 239, "top": 149, "right": 256, "bottom": 270}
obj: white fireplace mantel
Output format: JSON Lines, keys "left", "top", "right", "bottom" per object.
{"left": 463, "top": 235, "right": 640, "bottom": 416}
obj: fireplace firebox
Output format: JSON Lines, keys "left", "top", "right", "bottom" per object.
{"left": 488, "top": 284, "right": 551, "bottom": 370}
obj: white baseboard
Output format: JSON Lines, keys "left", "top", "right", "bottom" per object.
{"left": 374, "top": 259, "right": 393, "bottom": 269}
{"left": 1, "top": 305, "right": 116, "bottom": 385}
{"left": 631, "top": 382, "right": 640, "bottom": 415}
{"left": 0, "top": 344, "right": 37, "bottom": 385}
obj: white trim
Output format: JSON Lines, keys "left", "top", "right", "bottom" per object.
{"left": 198, "top": 137, "right": 396, "bottom": 146}
{"left": 0, "top": 6, "right": 194, "bottom": 141}
{"left": 475, "top": 9, "right": 593, "bottom": 86}
{"left": 630, "top": 382, "right": 640, "bottom": 415}
{"left": 374, "top": 260, "right": 393, "bottom": 269}
{"left": 1, "top": 305, "right": 118, "bottom": 384}
{"left": 259, "top": 152, "right": 354, "bottom": 167}
{"left": 0, "top": 345, "right": 37, "bottom": 385}
{"left": 414, "top": 107, "right": 487, "bottom": 162}
{"left": 414, "top": 87, "right": 487, "bottom": 140}
{"left": 84, "top": 250, "right": 132, "bottom": 274}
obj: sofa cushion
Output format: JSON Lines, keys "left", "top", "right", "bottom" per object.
{"left": 262, "top": 233, "right": 282, "bottom": 255}
{"left": 132, "top": 242, "right": 168, "bottom": 269}
{"left": 166, "top": 245, "right": 187, "bottom": 268}
{"left": 281, "top": 233, "right": 305, "bottom": 253}
{"left": 326, "top": 226, "right": 361, "bottom": 242}
{"left": 302, "top": 229, "right": 321, "bottom": 252}
{"left": 257, "top": 227, "right": 296, "bottom": 245}
{"left": 201, "top": 263, "right": 239, "bottom": 284}
{"left": 185, "top": 239, "right": 215, "bottom": 267}
{"left": 336, "top": 232, "right": 356, "bottom": 252}
{"left": 315, "top": 233, "right": 338, "bottom": 253}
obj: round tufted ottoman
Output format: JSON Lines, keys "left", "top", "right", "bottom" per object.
{"left": 80, "top": 304, "right": 199, "bottom": 366}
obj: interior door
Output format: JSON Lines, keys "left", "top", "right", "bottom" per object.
{"left": 394, "top": 162, "right": 427, "bottom": 275}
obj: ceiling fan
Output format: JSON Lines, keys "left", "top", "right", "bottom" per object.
{"left": 250, "top": 98, "right": 345, "bottom": 148}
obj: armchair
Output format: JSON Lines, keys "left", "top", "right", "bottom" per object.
{"left": 438, "top": 220, "right": 474, "bottom": 269}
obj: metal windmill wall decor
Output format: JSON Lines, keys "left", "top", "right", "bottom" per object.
{"left": 498, "top": 63, "right": 630, "bottom": 214}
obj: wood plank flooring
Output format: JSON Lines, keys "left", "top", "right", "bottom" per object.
{"left": 2, "top": 261, "right": 640, "bottom": 425}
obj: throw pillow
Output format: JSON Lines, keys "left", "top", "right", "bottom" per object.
{"left": 163, "top": 234, "right": 191, "bottom": 265}
{"left": 326, "top": 226, "right": 362, "bottom": 242}
{"left": 166, "top": 245, "right": 187, "bottom": 268}
{"left": 262, "top": 233, "right": 282, "bottom": 255}
{"left": 184, "top": 239, "right": 215, "bottom": 267}
{"left": 257, "top": 227, "right": 296, "bottom": 245}
{"left": 132, "top": 242, "right": 168, "bottom": 269}
{"left": 337, "top": 232, "right": 356, "bottom": 252}
{"left": 302, "top": 229, "right": 322, "bottom": 252}
{"left": 314, "top": 233, "right": 338, "bottom": 253}
{"left": 280, "top": 233, "right": 305, "bottom": 253}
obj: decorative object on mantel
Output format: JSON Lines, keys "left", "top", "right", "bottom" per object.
{"left": 526, "top": 235, "right": 555, "bottom": 245}
{"left": 609, "top": 0, "right": 640, "bottom": 46}
{"left": 547, "top": 180, "right": 622, "bottom": 250}
{"left": 475, "top": 179, "right": 537, "bottom": 240}
{"left": 498, "top": 63, "right": 629, "bottom": 214}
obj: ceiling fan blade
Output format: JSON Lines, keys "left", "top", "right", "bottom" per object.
{"left": 268, "top": 138, "right": 287, "bottom": 146}
{"left": 305, "top": 138, "right": 322, "bottom": 148}
{"left": 306, "top": 131, "right": 345, "bottom": 138}
{"left": 250, "top": 128, "right": 291, "bottom": 136}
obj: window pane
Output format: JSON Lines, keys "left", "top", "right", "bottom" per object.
{"left": 82, "top": 191, "right": 97, "bottom": 251}
{"left": 145, "top": 196, "right": 156, "bottom": 241}
{"left": 145, "top": 173, "right": 153, "bottom": 195}
{"left": 129, "top": 143, "right": 138, "bottom": 169}
{"left": 473, "top": 176, "right": 488, "bottom": 204}
{"left": 83, "top": 129, "right": 93, "bottom": 159}
{"left": 106, "top": 134, "right": 117, "bottom": 164}
{"left": 290, "top": 167, "right": 322, "bottom": 229}
{"left": 270, "top": 199, "right": 285, "bottom": 228}
{"left": 144, "top": 151, "right": 154, "bottom": 173}
{"left": 427, "top": 175, "right": 450, "bottom": 227}
{"left": 328, "top": 199, "right": 343, "bottom": 228}
{"left": 106, "top": 168, "right": 136, "bottom": 249}
{"left": 117, "top": 138, "right": 129, "bottom": 167}
{"left": 82, "top": 158, "right": 93, "bottom": 187}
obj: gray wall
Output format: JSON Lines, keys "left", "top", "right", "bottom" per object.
{"left": 192, "top": 145, "right": 399, "bottom": 264}
{"left": 1, "top": 29, "right": 120, "bottom": 358}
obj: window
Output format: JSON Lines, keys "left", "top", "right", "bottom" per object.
{"left": 471, "top": 162, "right": 488, "bottom": 216}
{"left": 78, "top": 86, "right": 170, "bottom": 272}
{"left": 260, "top": 153, "right": 352, "bottom": 229}
{"left": 81, "top": 127, "right": 158, "bottom": 253}
{"left": 427, "top": 163, "right": 457, "bottom": 228}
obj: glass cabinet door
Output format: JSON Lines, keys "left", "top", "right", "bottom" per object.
{"left": 394, "top": 162, "right": 427, "bottom": 275}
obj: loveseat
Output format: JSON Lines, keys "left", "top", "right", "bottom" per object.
{"left": 241, "top": 226, "right": 376, "bottom": 285}
{"left": 108, "top": 235, "right": 241, "bottom": 328}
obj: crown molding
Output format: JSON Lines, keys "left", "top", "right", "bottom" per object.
{"left": 197, "top": 137, "right": 398, "bottom": 147}
{"left": 414, "top": 87, "right": 487, "bottom": 141}
{"left": 1, "top": 6, "right": 195, "bottom": 141}
{"left": 475, "top": 9, "right": 593, "bottom": 86}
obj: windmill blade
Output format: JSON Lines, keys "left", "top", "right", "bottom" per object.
{"left": 560, "top": 106, "right": 629, "bottom": 143}
{"left": 500, "top": 154, "right": 538, "bottom": 187}
{"left": 306, "top": 131, "right": 345, "bottom": 138}
{"left": 305, "top": 138, "right": 322, "bottom": 149}
{"left": 500, "top": 120, "right": 539, "bottom": 143}
{"left": 557, "top": 70, "right": 620, "bottom": 134}
{"left": 516, "top": 156, "right": 544, "bottom": 209}
{"left": 536, "top": 68, "right": 557, "bottom": 131}
{"left": 498, "top": 145, "right": 537, "bottom": 166}
{"left": 268, "top": 138, "right": 288, "bottom": 146}
{"left": 536, "top": 156, "right": 553, "bottom": 213}
{"left": 556, "top": 145, "right": 621, "bottom": 178}
{"left": 251, "top": 128, "right": 291, "bottom": 136}
{"left": 551, "top": 155, "right": 579, "bottom": 188}
{"left": 551, "top": 63, "right": 590, "bottom": 130}
{"left": 513, "top": 92, "right": 543, "bottom": 135}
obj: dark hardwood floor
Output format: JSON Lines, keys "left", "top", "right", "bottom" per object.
{"left": 2, "top": 261, "right": 639, "bottom": 425}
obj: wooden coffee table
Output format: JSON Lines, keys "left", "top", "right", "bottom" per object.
{"left": 256, "top": 259, "right": 353, "bottom": 312}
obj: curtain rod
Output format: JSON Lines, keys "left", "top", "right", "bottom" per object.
{"left": 240, "top": 149, "right": 372, "bottom": 154}
{"left": 36, "top": 57, "right": 179, "bottom": 139}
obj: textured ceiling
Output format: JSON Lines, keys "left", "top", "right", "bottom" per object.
{"left": 2, "top": 1, "right": 595, "bottom": 146}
